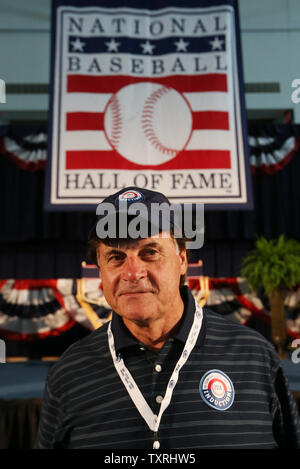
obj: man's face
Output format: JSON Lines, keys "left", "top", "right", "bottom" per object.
{"left": 97, "top": 234, "right": 188, "bottom": 324}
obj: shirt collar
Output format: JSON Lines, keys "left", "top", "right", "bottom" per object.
{"left": 111, "top": 286, "right": 206, "bottom": 355}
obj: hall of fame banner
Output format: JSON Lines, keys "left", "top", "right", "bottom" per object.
{"left": 45, "top": 0, "right": 253, "bottom": 210}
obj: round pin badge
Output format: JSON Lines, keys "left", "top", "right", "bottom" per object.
{"left": 199, "top": 369, "right": 234, "bottom": 411}
{"left": 117, "top": 190, "right": 144, "bottom": 204}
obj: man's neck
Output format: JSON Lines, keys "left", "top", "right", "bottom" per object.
{"left": 122, "top": 300, "right": 184, "bottom": 352}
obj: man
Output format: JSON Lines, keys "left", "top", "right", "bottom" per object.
{"left": 36, "top": 187, "right": 300, "bottom": 449}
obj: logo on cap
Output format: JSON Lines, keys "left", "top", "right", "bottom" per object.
{"left": 199, "top": 369, "right": 234, "bottom": 411}
{"left": 117, "top": 190, "right": 144, "bottom": 204}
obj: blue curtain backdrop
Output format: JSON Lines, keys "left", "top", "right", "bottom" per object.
{"left": 0, "top": 123, "right": 300, "bottom": 279}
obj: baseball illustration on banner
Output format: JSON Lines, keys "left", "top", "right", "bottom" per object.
{"left": 47, "top": 3, "right": 253, "bottom": 209}
{"left": 104, "top": 82, "right": 193, "bottom": 165}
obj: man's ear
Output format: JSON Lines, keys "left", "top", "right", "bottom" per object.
{"left": 179, "top": 249, "right": 188, "bottom": 274}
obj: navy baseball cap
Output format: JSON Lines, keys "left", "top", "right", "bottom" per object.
{"left": 88, "top": 186, "right": 182, "bottom": 241}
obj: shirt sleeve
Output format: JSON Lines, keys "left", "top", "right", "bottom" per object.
{"left": 35, "top": 370, "right": 64, "bottom": 449}
{"left": 272, "top": 361, "right": 300, "bottom": 448}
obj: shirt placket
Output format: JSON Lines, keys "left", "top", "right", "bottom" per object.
{"left": 122, "top": 339, "right": 183, "bottom": 446}
{"left": 150, "top": 339, "right": 182, "bottom": 428}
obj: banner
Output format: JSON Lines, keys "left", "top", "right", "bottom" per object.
{"left": 45, "top": 0, "right": 252, "bottom": 210}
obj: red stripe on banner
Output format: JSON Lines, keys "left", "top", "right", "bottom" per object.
{"left": 67, "top": 74, "right": 228, "bottom": 93}
{"left": 66, "top": 149, "right": 231, "bottom": 170}
{"left": 13, "top": 279, "right": 58, "bottom": 290}
{"left": 66, "top": 111, "right": 229, "bottom": 131}
{"left": 193, "top": 111, "right": 229, "bottom": 130}
{"left": 66, "top": 112, "right": 104, "bottom": 131}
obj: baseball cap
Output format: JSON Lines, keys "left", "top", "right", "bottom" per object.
{"left": 88, "top": 186, "right": 183, "bottom": 241}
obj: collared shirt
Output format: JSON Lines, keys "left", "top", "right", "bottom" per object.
{"left": 110, "top": 286, "right": 206, "bottom": 417}
{"left": 35, "top": 286, "right": 300, "bottom": 449}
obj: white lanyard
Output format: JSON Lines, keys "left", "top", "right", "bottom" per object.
{"left": 107, "top": 300, "right": 203, "bottom": 449}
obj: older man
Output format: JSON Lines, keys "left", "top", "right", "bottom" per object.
{"left": 36, "top": 187, "right": 300, "bottom": 449}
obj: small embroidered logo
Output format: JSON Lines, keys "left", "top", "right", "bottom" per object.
{"left": 117, "top": 190, "right": 144, "bottom": 204}
{"left": 199, "top": 369, "right": 234, "bottom": 411}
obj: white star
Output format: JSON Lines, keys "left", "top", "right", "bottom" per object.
{"left": 105, "top": 38, "right": 121, "bottom": 52}
{"left": 210, "top": 36, "right": 224, "bottom": 51}
{"left": 140, "top": 40, "right": 155, "bottom": 55}
{"left": 70, "top": 37, "right": 85, "bottom": 52}
{"left": 174, "top": 38, "right": 189, "bottom": 52}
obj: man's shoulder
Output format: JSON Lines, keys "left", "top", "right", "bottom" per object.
{"left": 203, "top": 306, "right": 277, "bottom": 354}
{"left": 47, "top": 322, "right": 111, "bottom": 380}
{"left": 63, "top": 320, "right": 110, "bottom": 355}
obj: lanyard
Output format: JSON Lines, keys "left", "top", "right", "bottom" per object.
{"left": 107, "top": 299, "right": 203, "bottom": 449}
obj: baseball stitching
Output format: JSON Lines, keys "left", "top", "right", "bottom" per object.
{"left": 109, "top": 94, "right": 122, "bottom": 150}
{"left": 141, "top": 86, "right": 179, "bottom": 158}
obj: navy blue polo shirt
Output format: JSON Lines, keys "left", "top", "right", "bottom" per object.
{"left": 35, "top": 286, "right": 300, "bottom": 449}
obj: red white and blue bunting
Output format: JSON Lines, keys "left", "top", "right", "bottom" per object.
{"left": 0, "top": 132, "right": 47, "bottom": 172}
{"left": 0, "top": 277, "right": 299, "bottom": 341}
{"left": 190, "top": 277, "right": 300, "bottom": 339}
{"left": 0, "top": 279, "right": 110, "bottom": 340}
{"left": 249, "top": 133, "right": 300, "bottom": 176}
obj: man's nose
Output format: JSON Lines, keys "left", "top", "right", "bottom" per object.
{"left": 120, "top": 256, "right": 146, "bottom": 281}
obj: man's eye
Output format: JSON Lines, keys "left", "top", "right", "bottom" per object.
{"left": 142, "top": 249, "right": 159, "bottom": 257}
{"left": 108, "top": 254, "right": 123, "bottom": 262}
